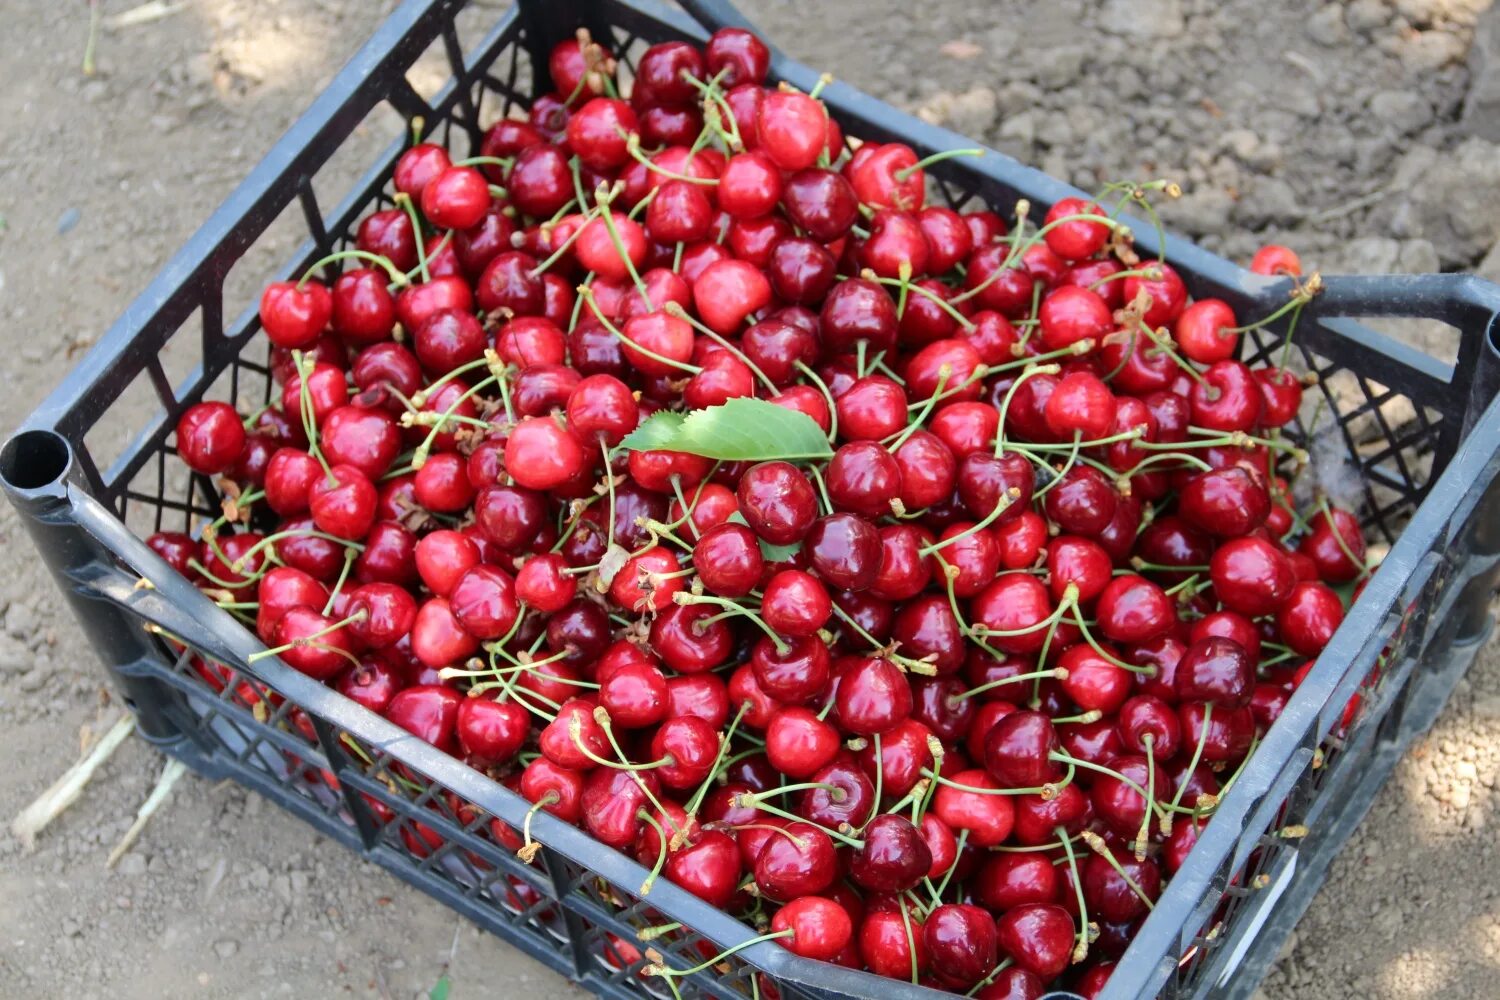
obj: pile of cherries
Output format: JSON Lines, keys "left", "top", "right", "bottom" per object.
{"left": 153, "top": 24, "right": 1373, "bottom": 1000}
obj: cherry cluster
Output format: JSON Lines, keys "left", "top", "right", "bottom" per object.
{"left": 151, "top": 25, "right": 1372, "bottom": 1000}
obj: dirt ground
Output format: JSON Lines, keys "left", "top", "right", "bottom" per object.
{"left": 2, "top": 0, "right": 1499, "bottom": 997}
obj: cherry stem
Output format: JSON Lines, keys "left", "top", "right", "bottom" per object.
{"left": 889, "top": 367, "right": 951, "bottom": 450}
{"left": 248, "top": 609, "right": 366, "bottom": 663}
{"left": 995, "top": 363, "right": 1063, "bottom": 457}
{"left": 1136, "top": 735, "right": 1156, "bottom": 860}
{"left": 795, "top": 361, "right": 839, "bottom": 442}
{"left": 636, "top": 808, "right": 670, "bottom": 896}
{"left": 516, "top": 790, "right": 560, "bottom": 863}
{"left": 899, "top": 896, "right": 921, "bottom": 985}
{"left": 919, "top": 486, "right": 1021, "bottom": 557}
{"left": 592, "top": 182, "right": 651, "bottom": 303}
{"left": 931, "top": 828, "right": 968, "bottom": 901}
{"left": 861, "top": 272, "right": 975, "bottom": 331}
{"left": 1317, "top": 496, "right": 1372, "bottom": 580}
{"left": 747, "top": 781, "right": 843, "bottom": 802}
{"left": 391, "top": 193, "right": 430, "bottom": 284}
{"left": 920, "top": 767, "right": 1067, "bottom": 799}
{"left": 892, "top": 147, "right": 984, "bottom": 183}
{"left": 1081, "top": 830, "right": 1156, "bottom": 910}
{"left": 1066, "top": 610, "right": 1156, "bottom": 675}
{"left": 530, "top": 203, "right": 604, "bottom": 276}
{"left": 826, "top": 602, "right": 936, "bottom": 675}
{"left": 1056, "top": 825, "right": 1091, "bottom": 965}
{"left": 580, "top": 287, "right": 703, "bottom": 374}
{"left": 663, "top": 302, "right": 778, "bottom": 395}
{"left": 1088, "top": 264, "right": 1161, "bottom": 291}
{"left": 1140, "top": 326, "right": 1210, "bottom": 390}
{"left": 451, "top": 154, "right": 513, "bottom": 170}
{"left": 953, "top": 667, "right": 1068, "bottom": 703}
{"left": 594, "top": 708, "right": 678, "bottom": 828}
{"left": 993, "top": 344, "right": 1097, "bottom": 381}
{"left": 732, "top": 794, "right": 861, "bottom": 848}
{"left": 1053, "top": 753, "right": 1168, "bottom": 827}
{"left": 684, "top": 702, "right": 747, "bottom": 817}
{"left": 951, "top": 210, "right": 1125, "bottom": 306}
{"left": 675, "top": 592, "right": 787, "bottom": 655}
{"left": 1231, "top": 275, "right": 1322, "bottom": 335}
{"left": 1163, "top": 701, "right": 1211, "bottom": 834}
{"left": 298, "top": 248, "right": 406, "bottom": 289}
{"left": 290, "top": 351, "right": 334, "bottom": 483}
{"left": 230, "top": 527, "right": 365, "bottom": 573}
{"left": 965, "top": 958, "right": 1016, "bottom": 998}
{"left": 646, "top": 929, "right": 793, "bottom": 980}
{"left": 321, "top": 547, "right": 360, "bottom": 616}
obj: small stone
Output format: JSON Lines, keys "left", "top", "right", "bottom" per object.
{"left": 1035, "top": 46, "right": 1088, "bottom": 90}
{"left": 1400, "top": 30, "right": 1466, "bottom": 72}
{"left": 944, "top": 85, "right": 1000, "bottom": 138}
{"left": 116, "top": 853, "right": 147, "bottom": 877}
{"left": 1452, "top": 782, "right": 1472, "bottom": 810}
{"left": 1233, "top": 176, "right": 1303, "bottom": 228}
{"left": 1464, "top": 4, "right": 1500, "bottom": 139}
{"left": 0, "top": 635, "right": 28, "bottom": 675}
{"left": 213, "top": 939, "right": 239, "bottom": 959}
{"left": 1346, "top": 0, "right": 1391, "bottom": 32}
{"left": 1456, "top": 760, "right": 1479, "bottom": 782}
{"left": 1307, "top": 4, "right": 1348, "bottom": 46}
{"left": 1370, "top": 90, "right": 1433, "bottom": 134}
{"left": 1162, "top": 188, "right": 1234, "bottom": 237}
{"left": 1097, "top": 0, "right": 1185, "bottom": 39}
{"left": 56, "top": 208, "right": 80, "bottom": 236}
{"left": 5, "top": 602, "right": 36, "bottom": 639}
{"left": 1398, "top": 239, "right": 1440, "bottom": 274}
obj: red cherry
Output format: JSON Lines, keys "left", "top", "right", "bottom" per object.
{"left": 996, "top": 904, "right": 1074, "bottom": 981}
{"left": 456, "top": 696, "right": 528, "bottom": 767}
{"left": 772, "top": 896, "right": 854, "bottom": 961}
{"left": 932, "top": 767, "right": 1015, "bottom": 847}
{"left": 693, "top": 258, "right": 772, "bottom": 334}
{"left": 925, "top": 903, "right": 998, "bottom": 989}
{"left": 705, "top": 27, "right": 770, "bottom": 86}
{"left": 1038, "top": 285, "right": 1111, "bottom": 352}
{"left": 394, "top": 143, "right": 452, "bottom": 200}
{"left": 756, "top": 90, "right": 828, "bottom": 170}
{"left": 176, "top": 401, "right": 247, "bottom": 475}
{"left": 1276, "top": 580, "right": 1345, "bottom": 656}
{"left": 1251, "top": 244, "right": 1303, "bottom": 276}
{"left": 1044, "top": 370, "right": 1116, "bottom": 440}
{"left": 1211, "top": 535, "right": 1296, "bottom": 616}
{"left": 420, "top": 165, "right": 490, "bottom": 230}
{"left": 1175, "top": 298, "right": 1239, "bottom": 364}
{"left": 260, "top": 281, "right": 334, "bottom": 350}
{"left": 1043, "top": 197, "right": 1109, "bottom": 260}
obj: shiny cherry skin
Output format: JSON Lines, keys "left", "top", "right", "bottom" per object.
{"left": 834, "top": 656, "right": 913, "bottom": 735}
{"left": 1276, "top": 580, "right": 1346, "bottom": 656}
{"left": 736, "top": 460, "right": 818, "bottom": 544}
{"left": 995, "top": 903, "right": 1075, "bottom": 982}
{"left": 1211, "top": 535, "right": 1296, "bottom": 616}
{"left": 176, "top": 401, "right": 247, "bottom": 475}
{"left": 754, "top": 820, "right": 837, "bottom": 901}
{"left": 850, "top": 814, "right": 933, "bottom": 894}
{"left": 925, "top": 904, "right": 998, "bottom": 989}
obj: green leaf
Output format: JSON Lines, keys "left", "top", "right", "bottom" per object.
{"left": 619, "top": 410, "right": 688, "bottom": 452}
{"left": 725, "top": 511, "right": 799, "bottom": 561}
{"left": 429, "top": 975, "right": 451, "bottom": 1000}
{"left": 620, "top": 397, "right": 832, "bottom": 461}
{"left": 758, "top": 538, "right": 801, "bottom": 562}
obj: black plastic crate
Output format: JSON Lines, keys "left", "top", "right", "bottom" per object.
{"left": 5, "top": 1, "right": 1500, "bottom": 998}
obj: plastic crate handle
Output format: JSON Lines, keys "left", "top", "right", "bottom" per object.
{"left": 676, "top": 0, "right": 758, "bottom": 33}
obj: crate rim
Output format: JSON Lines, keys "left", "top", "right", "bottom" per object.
{"left": 5, "top": 2, "right": 1500, "bottom": 999}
